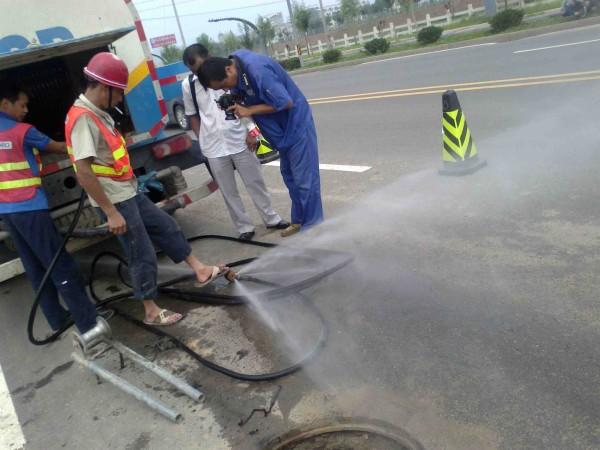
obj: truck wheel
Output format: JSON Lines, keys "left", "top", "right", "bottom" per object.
{"left": 174, "top": 104, "right": 188, "bottom": 130}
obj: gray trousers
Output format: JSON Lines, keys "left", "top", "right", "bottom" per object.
{"left": 208, "top": 150, "right": 282, "bottom": 234}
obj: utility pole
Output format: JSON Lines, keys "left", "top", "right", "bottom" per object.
{"left": 170, "top": 0, "right": 187, "bottom": 47}
{"left": 284, "top": 0, "right": 304, "bottom": 66}
{"left": 318, "top": 0, "right": 331, "bottom": 48}
{"left": 285, "top": 0, "right": 294, "bottom": 28}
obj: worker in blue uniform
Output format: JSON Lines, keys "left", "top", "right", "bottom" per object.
{"left": 0, "top": 82, "right": 98, "bottom": 335}
{"left": 200, "top": 50, "right": 323, "bottom": 237}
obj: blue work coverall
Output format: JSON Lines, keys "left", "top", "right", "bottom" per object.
{"left": 231, "top": 50, "right": 324, "bottom": 228}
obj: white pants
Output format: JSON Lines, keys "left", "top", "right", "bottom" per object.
{"left": 208, "top": 150, "right": 282, "bottom": 234}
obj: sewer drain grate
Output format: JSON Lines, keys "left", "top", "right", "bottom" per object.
{"left": 263, "top": 418, "right": 425, "bottom": 450}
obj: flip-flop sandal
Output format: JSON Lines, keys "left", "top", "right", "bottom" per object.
{"left": 143, "top": 309, "right": 184, "bottom": 326}
{"left": 194, "top": 265, "right": 223, "bottom": 288}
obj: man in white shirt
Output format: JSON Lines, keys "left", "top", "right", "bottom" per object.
{"left": 181, "top": 44, "right": 288, "bottom": 241}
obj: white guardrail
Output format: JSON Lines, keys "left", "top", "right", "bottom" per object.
{"left": 274, "top": 0, "right": 535, "bottom": 58}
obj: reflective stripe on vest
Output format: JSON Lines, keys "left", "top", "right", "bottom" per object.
{"left": 0, "top": 178, "right": 42, "bottom": 189}
{"left": 1, "top": 149, "right": 43, "bottom": 173}
{"left": 65, "top": 106, "right": 134, "bottom": 181}
{"left": 0, "top": 122, "right": 41, "bottom": 202}
{"left": 0, "top": 161, "right": 31, "bottom": 171}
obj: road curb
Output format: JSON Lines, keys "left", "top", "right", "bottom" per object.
{"left": 291, "top": 15, "right": 600, "bottom": 76}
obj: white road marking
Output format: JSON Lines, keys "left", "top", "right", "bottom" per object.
{"left": 265, "top": 161, "right": 372, "bottom": 173}
{"left": 514, "top": 38, "right": 600, "bottom": 53}
{"left": 361, "top": 43, "right": 497, "bottom": 65}
{"left": 0, "top": 364, "right": 26, "bottom": 450}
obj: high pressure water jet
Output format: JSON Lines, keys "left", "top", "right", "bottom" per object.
{"left": 26, "top": 189, "right": 353, "bottom": 420}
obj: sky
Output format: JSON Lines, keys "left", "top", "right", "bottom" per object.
{"left": 133, "top": 0, "right": 339, "bottom": 48}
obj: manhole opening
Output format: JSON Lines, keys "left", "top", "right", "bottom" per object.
{"left": 264, "top": 419, "right": 425, "bottom": 450}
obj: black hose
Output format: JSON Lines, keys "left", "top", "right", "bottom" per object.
{"left": 86, "top": 239, "right": 344, "bottom": 381}
{"left": 26, "top": 193, "right": 350, "bottom": 381}
{"left": 27, "top": 191, "right": 87, "bottom": 345}
{"left": 113, "top": 293, "right": 328, "bottom": 382}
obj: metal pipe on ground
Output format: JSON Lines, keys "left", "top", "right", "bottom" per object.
{"left": 111, "top": 341, "right": 204, "bottom": 402}
{"left": 71, "top": 352, "right": 182, "bottom": 423}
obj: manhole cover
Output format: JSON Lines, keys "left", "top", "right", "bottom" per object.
{"left": 264, "top": 418, "right": 425, "bottom": 450}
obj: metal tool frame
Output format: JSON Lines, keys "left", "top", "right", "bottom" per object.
{"left": 71, "top": 317, "right": 203, "bottom": 422}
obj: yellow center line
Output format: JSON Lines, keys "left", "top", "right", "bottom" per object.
{"left": 309, "top": 73, "right": 600, "bottom": 105}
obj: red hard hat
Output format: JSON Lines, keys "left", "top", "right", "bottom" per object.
{"left": 83, "top": 52, "right": 129, "bottom": 90}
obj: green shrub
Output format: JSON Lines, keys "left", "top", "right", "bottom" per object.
{"left": 278, "top": 57, "right": 301, "bottom": 71}
{"left": 322, "top": 48, "right": 342, "bottom": 64}
{"left": 364, "top": 38, "right": 391, "bottom": 55}
{"left": 489, "top": 9, "right": 525, "bottom": 33}
{"left": 417, "top": 26, "right": 443, "bottom": 45}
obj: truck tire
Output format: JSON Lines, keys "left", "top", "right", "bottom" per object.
{"left": 174, "top": 104, "right": 189, "bottom": 130}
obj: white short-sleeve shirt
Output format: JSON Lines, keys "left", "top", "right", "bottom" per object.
{"left": 182, "top": 75, "right": 249, "bottom": 159}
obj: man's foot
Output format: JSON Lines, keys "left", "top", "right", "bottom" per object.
{"left": 280, "top": 223, "right": 301, "bottom": 237}
{"left": 143, "top": 309, "right": 183, "bottom": 326}
{"left": 267, "top": 220, "right": 290, "bottom": 230}
{"left": 239, "top": 231, "right": 255, "bottom": 241}
{"left": 194, "top": 265, "right": 225, "bottom": 287}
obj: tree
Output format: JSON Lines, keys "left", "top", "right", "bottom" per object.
{"left": 196, "top": 33, "right": 218, "bottom": 55}
{"left": 382, "top": 0, "right": 395, "bottom": 10}
{"left": 308, "top": 9, "right": 325, "bottom": 34}
{"left": 238, "top": 24, "right": 256, "bottom": 50}
{"left": 362, "top": 0, "right": 391, "bottom": 15}
{"left": 340, "top": 0, "right": 360, "bottom": 22}
{"left": 293, "top": 3, "right": 312, "bottom": 54}
{"left": 160, "top": 45, "right": 183, "bottom": 64}
{"left": 256, "top": 16, "right": 276, "bottom": 47}
{"left": 219, "top": 31, "right": 241, "bottom": 54}
{"left": 400, "top": 0, "right": 416, "bottom": 22}
{"left": 330, "top": 10, "right": 345, "bottom": 26}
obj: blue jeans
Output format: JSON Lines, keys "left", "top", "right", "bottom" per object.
{"left": 98, "top": 194, "right": 191, "bottom": 301}
{"left": 1, "top": 210, "right": 97, "bottom": 333}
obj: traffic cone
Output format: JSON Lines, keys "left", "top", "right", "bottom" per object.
{"left": 256, "top": 137, "right": 280, "bottom": 164}
{"left": 439, "top": 90, "right": 486, "bottom": 176}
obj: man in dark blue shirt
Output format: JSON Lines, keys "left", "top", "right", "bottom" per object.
{"left": 0, "top": 83, "right": 98, "bottom": 335}
{"left": 201, "top": 50, "right": 323, "bottom": 236}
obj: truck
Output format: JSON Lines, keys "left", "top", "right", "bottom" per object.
{"left": 0, "top": 0, "right": 218, "bottom": 282}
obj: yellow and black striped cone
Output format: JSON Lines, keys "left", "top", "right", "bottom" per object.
{"left": 439, "top": 90, "right": 486, "bottom": 176}
{"left": 256, "top": 137, "right": 280, "bottom": 164}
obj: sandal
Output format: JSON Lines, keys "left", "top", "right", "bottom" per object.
{"left": 143, "top": 309, "right": 183, "bottom": 326}
{"left": 194, "top": 265, "right": 222, "bottom": 288}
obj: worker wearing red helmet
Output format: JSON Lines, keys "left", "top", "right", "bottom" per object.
{"left": 65, "top": 52, "right": 225, "bottom": 326}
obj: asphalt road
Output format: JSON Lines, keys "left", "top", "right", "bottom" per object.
{"left": 2, "top": 24, "right": 600, "bottom": 450}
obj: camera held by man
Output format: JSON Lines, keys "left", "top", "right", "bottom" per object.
{"left": 215, "top": 93, "right": 243, "bottom": 120}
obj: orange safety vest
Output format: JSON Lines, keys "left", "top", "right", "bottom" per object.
{"left": 65, "top": 106, "right": 133, "bottom": 181}
{"left": 0, "top": 122, "right": 43, "bottom": 203}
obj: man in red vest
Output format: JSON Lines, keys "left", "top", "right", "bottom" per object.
{"left": 66, "top": 52, "right": 223, "bottom": 326}
{"left": 0, "top": 83, "right": 98, "bottom": 335}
